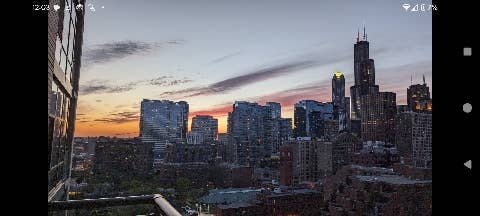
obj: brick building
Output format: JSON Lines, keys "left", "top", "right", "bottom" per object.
{"left": 325, "top": 165, "right": 432, "bottom": 216}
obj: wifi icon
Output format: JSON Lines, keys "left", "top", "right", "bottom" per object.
{"left": 402, "top": 3, "right": 411, "bottom": 12}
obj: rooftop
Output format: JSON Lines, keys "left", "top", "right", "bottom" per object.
{"left": 199, "top": 188, "right": 261, "bottom": 205}
{"left": 217, "top": 202, "right": 256, "bottom": 209}
{"left": 355, "top": 174, "right": 432, "bottom": 185}
{"left": 349, "top": 165, "right": 394, "bottom": 174}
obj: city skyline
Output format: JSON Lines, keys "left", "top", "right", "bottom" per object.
{"left": 75, "top": 0, "right": 432, "bottom": 137}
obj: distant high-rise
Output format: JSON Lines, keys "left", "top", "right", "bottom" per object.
{"left": 395, "top": 112, "right": 432, "bottom": 168}
{"left": 227, "top": 101, "right": 289, "bottom": 166}
{"left": 332, "top": 72, "right": 350, "bottom": 131}
{"left": 227, "top": 101, "right": 270, "bottom": 166}
{"left": 140, "top": 99, "right": 188, "bottom": 166}
{"left": 350, "top": 28, "right": 380, "bottom": 120}
{"left": 48, "top": 0, "right": 86, "bottom": 202}
{"left": 191, "top": 115, "right": 218, "bottom": 145}
{"left": 360, "top": 92, "right": 397, "bottom": 144}
{"left": 407, "top": 76, "right": 432, "bottom": 113}
{"left": 293, "top": 100, "right": 333, "bottom": 138}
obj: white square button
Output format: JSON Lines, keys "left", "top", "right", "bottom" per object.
{"left": 464, "top": 47, "right": 472, "bottom": 56}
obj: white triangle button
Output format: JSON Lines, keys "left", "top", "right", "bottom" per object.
{"left": 464, "top": 160, "right": 472, "bottom": 169}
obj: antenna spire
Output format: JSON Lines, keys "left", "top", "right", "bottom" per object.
{"left": 363, "top": 26, "right": 366, "bottom": 40}
{"left": 357, "top": 28, "right": 360, "bottom": 42}
{"left": 411, "top": 75, "right": 413, "bottom": 85}
{"left": 423, "top": 74, "right": 426, "bottom": 85}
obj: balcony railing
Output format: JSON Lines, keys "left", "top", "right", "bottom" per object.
{"left": 48, "top": 194, "right": 181, "bottom": 216}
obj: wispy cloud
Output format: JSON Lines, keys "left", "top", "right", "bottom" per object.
{"left": 93, "top": 111, "right": 139, "bottom": 124}
{"left": 160, "top": 53, "right": 350, "bottom": 98}
{"left": 83, "top": 41, "right": 162, "bottom": 65}
{"left": 79, "top": 76, "right": 192, "bottom": 95}
{"left": 79, "top": 79, "right": 141, "bottom": 95}
{"left": 210, "top": 51, "right": 242, "bottom": 64}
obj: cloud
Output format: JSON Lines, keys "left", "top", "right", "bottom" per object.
{"left": 93, "top": 111, "right": 139, "bottom": 124}
{"left": 79, "top": 76, "right": 192, "bottom": 95}
{"left": 83, "top": 41, "right": 162, "bottom": 65}
{"left": 254, "top": 82, "right": 331, "bottom": 107}
{"left": 160, "top": 53, "right": 350, "bottom": 98}
{"left": 210, "top": 51, "right": 242, "bottom": 64}
{"left": 79, "top": 79, "right": 140, "bottom": 95}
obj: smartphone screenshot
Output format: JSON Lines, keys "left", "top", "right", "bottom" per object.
{"left": 46, "top": 0, "right": 448, "bottom": 215}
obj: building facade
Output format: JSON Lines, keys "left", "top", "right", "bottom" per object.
{"left": 280, "top": 137, "right": 332, "bottom": 185}
{"left": 227, "top": 101, "right": 290, "bottom": 166}
{"left": 325, "top": 165, "right": 432, "bottom": 216}
{"left": 93, "top": 138, "right": 154, "bottom": 183}
{"left": 407, "top": 76, "right": 432, "bottom": 113}
{"left": 227, "top": 101, "right": 270, "bottom": 166}
{"left": 360, "top": 92, "right": 397, "bottom": 143}
{"left": 191, "top": 115, "right": 218, "bottom": 145}
{"left": 186, "top": 132, "right": 204, "bottom": 145}
{"left": 139, "top": 99, "right": 188, "bottom": 166}
{"left": 395, "top": 112, "right": 432, "bottom": 168}
{"left": 332, "top": 132, "right": 362, "bottom": 173}
{"left": 48, "top": 0, "right": 86, "bottom": 202}
{"left": 293, "top": 100, "right": 333, "bottom": 138}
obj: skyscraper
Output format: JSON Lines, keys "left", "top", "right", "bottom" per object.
{"left": 191, "top": 115, "right": 218, "bottom": 145}
{"left": 227, "top": 101, "right": 270, "bottom": 166}
{"left": 293, "top": 100, "right": 333, "bottom": 138}
{"left": 332, "top": 72, "right": 350, "bottom": 132}
{"left": 140, "top": 99, "right": 188, "bottom": 166}
{"left": 349, "top": 29, "right": 397, "bottom": 143}
{"left": 48, "top": 0, "right": 86, "bottom": 202}
{"left": 227, "top": 101, "right": 289, "bottom": 166}
{"left": 407, "top": 76, "right": 432, "bottom": 113}
{"left": 350, "top": 28, "right": 380, "bottom": 120}
{"left": 332, "top": 72, "right": 345, "bottom": 117}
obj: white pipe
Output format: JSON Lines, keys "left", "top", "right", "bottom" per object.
{"left": 153, "top": 194, "right": 182, "bottom": 216}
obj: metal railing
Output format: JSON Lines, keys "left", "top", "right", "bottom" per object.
{"left": 48, "top": 194, "right": 181, "bottom": 216}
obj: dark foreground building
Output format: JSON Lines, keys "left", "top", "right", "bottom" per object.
{"left": 214, "top": 188, "right": 324, "bottom": 215}
{"left": 93, "top": 138, "right": 154, "bottom": 183}
{"left": 325, "top": 165, "right": 432, "bottom": 216}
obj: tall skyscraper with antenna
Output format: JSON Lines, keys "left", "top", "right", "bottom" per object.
{"left": 350, "top": 27, "right": 379, "bottom": 120}
{"left": 349, "top": 28, "right": 397, "bottom": 143}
